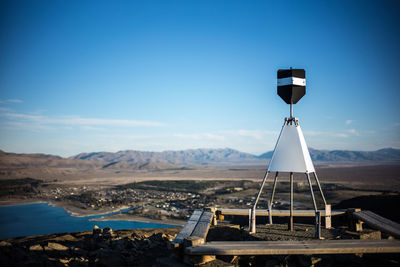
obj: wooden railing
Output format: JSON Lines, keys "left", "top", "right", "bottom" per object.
{"left": 186, "top": 239, "right": 400, "bottom": 256}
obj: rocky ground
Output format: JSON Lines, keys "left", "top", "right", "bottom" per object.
{"left": 0, "top": 227, "right": 185, "bottom": 267}
{"left": 1, "top": 223, "right": 399, "bottom": 267}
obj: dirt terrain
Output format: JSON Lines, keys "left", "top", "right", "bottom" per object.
{"left": 2, "top": 163, "right": 400, "bottom": 188}
{"left": 1, "top": 163, "right": 399, "bottom": 226}
{"left": 1, "top": 149, "right": 399, "bottom": 191}
{"left": 0, "top": 153, "right": 399, "bottom": 266}
{"left": 0, "top": 227, "right": 182, "bottom": 266}
{"left": 1, "top": 223, "right": 399, "bottom": 267}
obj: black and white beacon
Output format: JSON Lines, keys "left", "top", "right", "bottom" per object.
{"left": 277, "top": 69, "right": 306, "bottom": 105}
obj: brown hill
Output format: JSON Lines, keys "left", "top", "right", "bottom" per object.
{"left": 101, "top": 161, "right": 179, "bottom": 171}
{"left": 0, "top": 150, "right": 182, "bottom": 180}
{"left": 0, "top": 150, "right": 98, "bottom": 169}
{"left": 71, "top": 148, "right": 262, "bottom": 166}
{"left": 74, "top": 148, "right": 400, "bottom": 166}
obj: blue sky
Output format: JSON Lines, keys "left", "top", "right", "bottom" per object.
{"left": 0, "top": 0, "right": 399, "bottom": 157}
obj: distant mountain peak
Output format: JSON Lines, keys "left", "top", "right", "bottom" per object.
{"left": 71, "top": 147, "right": 261, "bottom": 166}
{"left": 71, "top": 147, "right": 400, "bottom": 166}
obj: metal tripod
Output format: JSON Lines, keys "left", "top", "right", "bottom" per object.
{"left": 249, "top": 116, "right": 328, "bottom": 234}
{"left": 250, "top": 170, "right": 327, "bottom": 233}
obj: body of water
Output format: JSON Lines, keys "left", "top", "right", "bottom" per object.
{"left": 0, "top": 203, "right": 177, "bottom": 239}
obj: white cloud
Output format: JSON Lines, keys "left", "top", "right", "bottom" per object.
{"left": 0, "top": 99, "right": 23, "bottom": 104}
{"left": 304, "top": 129, "right": 360, "bottom": 138}
{"left": 3, "top": 113, "right": 42, "bottom": 121}
{"left": 345, "top": 120, "right": 353, "bottom": 125}
{"left": 334, "top": 133, "right": 350, "bottom": 138}
{"left": 222, "top": 129, "right": 278, "bottom": 140}
{"left": 98, "top": 133, "right": 164, "bottom": 140}
{"left": 79, "top": 125, "right": 106, "bottom": 131}
{"left": 0, "top": 120, "right": 55, "bottom": 132}
{"left": 0, "top": 112, "right": 165, "bottom": 128}
{"left": 304, "top": 130, "right": 349, "bottom": 138}
{"left": 173, "top": 133, "right": 225, "bottom": 141}
{"left": 347, "top": 129, "right": 360, "bottom": 136}
{"left": 52, "top": 117, "right": 164, "bottom": 127}
{"left": 236, "top": 129, "right": 275, "bottom": 140}
{"left": 7, "top": 99, "right": 23, "bottom": 103}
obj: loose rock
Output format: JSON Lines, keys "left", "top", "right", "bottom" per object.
{"left": 29, "top": 244, "right": 43, "bottom": 251}
{"left": 44, "top": 242, "right": 69, "bottom": 251}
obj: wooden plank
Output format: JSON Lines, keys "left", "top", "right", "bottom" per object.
{"left": 186, "top": 239, "right": 400, "bottom": 256}
{"left": 191, "top": 222, "right": 210, "bottom": 240}
{"left": 354, "top": 211, "right": 399, "bottom": 234}
{"left": 198, "top": 211, "right": 213, "bottom": 222}
{"left": 217, "top": 208, "right": 346, "bottom": 217}
{"left": 188, "top": 209, "right": 204, "bottom": 221}
{"left": 197, "top": 240, "right": 397, "bottom": 247}
{"left": 191, "top": 211, "right": 213, "bottom": 240}
{"left": 191, "top": 240, "right": 397, "bottom": 246}
{"left": 353, "top": 210, "right": 400, "bottom": 239}
{"left": 363, "top": 211, "right": 400, "bottom": 229}
{"left": 173, "top": 220, "right": 198, "bottom": 244}
{"left": 173, "top": 209, "right": 203, "bottom": 244}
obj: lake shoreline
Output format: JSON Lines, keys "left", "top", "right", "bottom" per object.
{"left": 0, "top": 198, "right": 184, "bottom": 227}
{"left": 91, "top": 213, "right": 185, "bottom": 226}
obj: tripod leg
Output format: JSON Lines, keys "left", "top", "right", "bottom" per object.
{"left": 289, "top": 172, "right": 294, "bottom": 231}
{"left": 306, "top": 172, "right": 318, "bottom": 212}
{"left": 313, "top": 172, "right": 331, "bottom": 228}
{"left": 250, "top": 171, "right": 269, "bottom": 233}
{"left": 270, "top": 172, "right": 279, "bottom": 208}
{"left": 313, "top": 172, "right": 327, "bottom": 206}
{"left": 267, "top": 200, "right": 273, "bottom": 225}
{"left": 268, "top": 172, "right": 279, "bottom": 225}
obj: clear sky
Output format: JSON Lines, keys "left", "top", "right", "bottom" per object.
{"left": 1, "top": 0, "right": 399, "bottom": 157}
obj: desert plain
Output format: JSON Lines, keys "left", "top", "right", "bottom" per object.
{"left": 1, "top": 148, "right": 399, "bottom": 224}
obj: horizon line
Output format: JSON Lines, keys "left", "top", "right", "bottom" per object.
{"left": 1, "top": 146, "right": 398, "bottom": 159}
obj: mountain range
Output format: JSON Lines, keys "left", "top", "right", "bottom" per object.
{"left": 71, "top": 147, "right": 400, "bottom": 166}
{"left": 259, "top": 148, "right": 400, "bottom": 163}
{"left": 1, "top": 148, "right": 399, "bottom": 180}
{"left": 1, "top": 148, "right": 399, "bottom": 174}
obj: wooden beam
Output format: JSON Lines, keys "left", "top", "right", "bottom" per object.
{"left": 191, "top": 211, "right": 214, "bottom": 240}
{"left": 186, "top": 239, "right": 400, "bottom": 256}
{"left": 172, "top": 209, "right": 203, "bottom": 245}
{"left": 217, "top": 208, "right": 345, "bottom": 217}
{"left": 353, "top": 210, "right": 400, "bottom": 239}
{"left": 325, "top": 204, "right": 331, "bottom": 229}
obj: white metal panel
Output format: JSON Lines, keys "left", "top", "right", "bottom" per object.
{"left": 268, "top": 123, "right": 315, "bottom": 173}
{"left": 297, "top": 124, "right": 315, "bottom": 172}
{"left": 277, "top": 77, "right": 306, "bottom": 86}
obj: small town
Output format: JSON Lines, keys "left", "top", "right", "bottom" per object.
{"left": 2, "top": 177, "right": 268, "bottom": 221}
